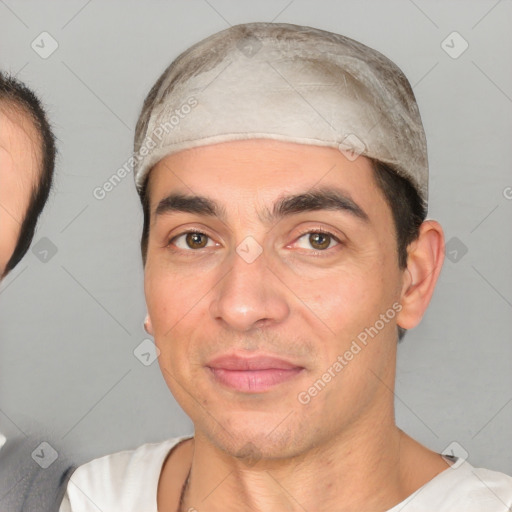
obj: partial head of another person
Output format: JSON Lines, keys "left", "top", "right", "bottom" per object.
{"left": 0, "top": 72, "right": 56, "bottom": 278}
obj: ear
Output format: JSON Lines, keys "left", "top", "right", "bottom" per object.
{"left": 144, "top": 313, "right": 154, "bottom": 336}
{"left": 396, "top": 220, "right": 445, "bottom": 330}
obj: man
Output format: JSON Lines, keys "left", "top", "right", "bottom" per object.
{"left": 0, "top": 72, "right": 71, "bottom": 512}
{"left": 60, "top": 23, "right": 512, "bottom": 511}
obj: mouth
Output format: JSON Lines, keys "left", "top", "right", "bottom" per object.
{"left": 206, "top": 354, "right": 305, "bottom": 393}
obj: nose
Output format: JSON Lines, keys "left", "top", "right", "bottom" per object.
{"left": 209, "top": 241, "right": 290, "bottom": 332}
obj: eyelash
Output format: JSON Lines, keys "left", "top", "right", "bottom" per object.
{"left": 166, "top": 227, "right": 343, "bottom": 256}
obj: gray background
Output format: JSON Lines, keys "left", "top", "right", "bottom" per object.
{"left": 0, "top": 0, "right": 511, "bottom": 475}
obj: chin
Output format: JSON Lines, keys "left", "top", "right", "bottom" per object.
{"left": 200, "top": 412, "right": 316, "bottom": 464}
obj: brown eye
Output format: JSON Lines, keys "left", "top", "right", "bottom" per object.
{"left": 185, "top": 232, "right": 208, "bottom": 249}
{"left": 295, "top": 230, "right": 340, "bottom": 252}
{"left": 169, "top": 231, "right": 213, "bottom": 250}
{"left": 309, "top": 232, "right": 331, "bottom": 250}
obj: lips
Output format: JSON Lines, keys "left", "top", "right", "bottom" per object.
{"left": 206, "top": 354, "right": 304, "bottom": 393}
{"left": 208, "top": 354, "right": 301, "bottom": 371}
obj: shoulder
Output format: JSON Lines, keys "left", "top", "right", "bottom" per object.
{"left": 0, "top": 434, "right": 73, "bottom": 512}
{"left": 463, "top": 464, "right": 512, "bottom": 508}
{"left": 398, "top": 460, "right": 512, "bottom": 511}
{"left": 449, "top": 462, "right": 512, "bottom": 501}
{"left": 59, "top": 435, "right": 193, "bottom": 512}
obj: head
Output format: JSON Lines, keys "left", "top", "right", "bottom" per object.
{"left": 133, "top": 24, "right": 444, "bottom": 462}
{"left": 0, "top": 72, "right": 56, "bottom": 278}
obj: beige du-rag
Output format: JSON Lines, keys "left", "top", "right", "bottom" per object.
{"left": 133, "top": 22, "right": 428, "bottom": 207}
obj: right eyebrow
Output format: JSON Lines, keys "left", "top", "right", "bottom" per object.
{"left": 155, "top": 192, "right": 226, "bottom": 221}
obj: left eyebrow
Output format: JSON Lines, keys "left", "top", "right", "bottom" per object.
{"left": 154, "top": 186, "right": 369, "bottom": 225}
{"left": 267, "top": 186, "right": 369, "bottom": 224}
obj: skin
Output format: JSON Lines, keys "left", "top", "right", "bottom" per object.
{"left": 143, "top": 139, "right": 446, "bottom": 512}
{"left": 0, "top": 105, "right": 40, "bottom": 276}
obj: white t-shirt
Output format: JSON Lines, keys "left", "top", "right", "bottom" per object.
{"left": 60, "top": 435, "right": 512, "bottom": 512}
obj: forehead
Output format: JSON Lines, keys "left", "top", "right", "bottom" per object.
{"left": 146, "top": 139, "right": 388, "bottom": 221}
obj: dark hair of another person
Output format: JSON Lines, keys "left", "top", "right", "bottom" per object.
{"left": 137, "top": 158, "right": 427, "bottom": 341}
{"left": 0, "top": 72, "right": 56, "bottom": 277}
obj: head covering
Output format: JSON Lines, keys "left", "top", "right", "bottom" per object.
{"left": 133, "top": 22, "right": 428, "bottom": 206}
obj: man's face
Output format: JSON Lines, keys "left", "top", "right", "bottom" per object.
{"left": 144, "top": 139, "right": 407, "bottom": 460}
{"left": 0, "top": 107, "right": 40, "bottom": 275}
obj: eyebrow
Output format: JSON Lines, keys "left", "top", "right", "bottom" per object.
{"left": 154, "top": 186, "right": 369, "bottom": 226}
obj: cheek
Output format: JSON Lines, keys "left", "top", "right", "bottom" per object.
{"left": 144, "top": 262, "right": 209, "bottom": 369}
{"left": 144, "top": 264, "right": 176, "bottom": 353}
{"left": 145, "top": 258, "right": 189, "bottom": 318}
{"left": 299, "top": 260, "right": 400, "bottom": 379}
{"left": 298, "top": 262, "right": 387, "bottom": 329}
{"left": 306, "top": 274, "right": 366, "bottom": 331}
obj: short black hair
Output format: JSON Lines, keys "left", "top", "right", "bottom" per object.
{"left": 370, "top": 159, "right": 427, "bottom": 340}
{"left": 137, "top": 158, "right": 427, "bottom": 341}
{"left": 370, "top": 160, "right": 427, "bottom": 270}
{"left": 0, "top": 71, "right": 56, "bottom": 277}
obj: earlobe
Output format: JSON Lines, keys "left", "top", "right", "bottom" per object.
{"left": 144, "top": 313, "right": 154, "bottom": 336}
{"left": 397, "top": 220, "right": 445, "bottom": 330}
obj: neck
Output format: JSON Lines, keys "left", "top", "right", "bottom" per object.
{"left": 180, "top": 412, "right": 418, "bottom": 512}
